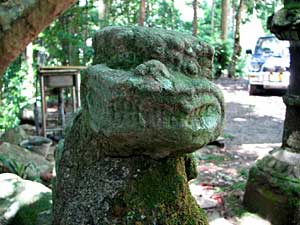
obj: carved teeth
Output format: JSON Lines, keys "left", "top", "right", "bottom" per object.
{"left": 186, "top": 105, "right": 219, "bottom": 131}
{"left": 108, "top": 100, "right": 218, "bottom": 131}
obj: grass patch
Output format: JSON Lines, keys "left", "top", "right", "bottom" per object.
{"left": 198, "top": 154, "right": 226, "bottom": 164}
{"left": 223, "top": 168, "right": 249, "bottom": 217}
{"left": 223, "top": 133, "right": 235, "bottom": 140}
{"left": 224, "top": 193, "right": 247, "bottom": 217}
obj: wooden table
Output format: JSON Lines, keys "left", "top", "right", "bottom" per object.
{"left": 39, "top": 66, "right": 86, "bottom": 136}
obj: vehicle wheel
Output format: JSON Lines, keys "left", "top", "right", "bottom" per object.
{"left": 249, "top": 85, "right": 257, "bottom": 95}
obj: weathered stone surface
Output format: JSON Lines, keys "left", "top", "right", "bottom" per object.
{"left": 0, "top": 126, "right": 29, "bottom": 145}
{"left": 19, "top": 124, "right": 36, "bottom": 136}
{"left": 185, "top": 153, "right": 198, "bottom": 181}
{"left": 54, "top": 156, "right": 208, "bottom": 225}
{"left": 267, "top": 7, "right": 300, "bottom": 40}
{"left": 287, "top": 131, "right": 300, "bottom": 150}
{"left": 0, "top": 142, "right": 53, "bottom": 179}
{"left": 79, "top": 66, "right": 223, "bottom": 158}
{"left": 35, "top": 209, "right": 52, "bottom": 225}
{"left": 19, "top": 103, "right": 42, "bottom": 126}
{"left": 0, "top": 0, "right": 77, "bottom": 76}
{"left": 0, "top": 173, "right": 52, "bottom": 225}
{"left": 79, "top": 27, "right": 224, "bottom": 159}
{"left": 54, "top": 26, "right": 224, "bottom": 225}
{"left": 244, "top": 148, "right": 300, "bottom": 225}
{"left": 93, "top": 26, "right": 214, "bottom": 79}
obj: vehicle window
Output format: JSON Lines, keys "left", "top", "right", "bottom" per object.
{"left": 254, "top": 37, "right": 289, "bottom": 57}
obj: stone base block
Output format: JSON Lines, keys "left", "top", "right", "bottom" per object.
{"left": 244, "top": 151, "right": 300, "bottom": 225}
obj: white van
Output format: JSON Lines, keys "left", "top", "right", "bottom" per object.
{"left": 247, "top": 36, "right": 290, "bottom": 95}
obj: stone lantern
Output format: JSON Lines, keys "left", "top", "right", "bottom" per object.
{"left": 244, "top": 1, "right": 300, "bottom": 225}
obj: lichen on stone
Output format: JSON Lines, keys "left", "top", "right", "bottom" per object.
{"left": 112, "top": 157, "right": 208, "bottom": 224}
{"left": 184, "top": 153, "right": 198, "bottom": 181}
{"left": 53, "top": 26, "right": 224, "bottom": 225}
{"left": 267, "top": 6, "right": 300, "bottom": 40}
{"left": 92, "top": 26, "right": 214, "bottom": 79}
{"left": 77, "top": 62, "right": 224, "bottom": 158}
{"left": 244, "top": 148, "right": 300, "bottom": 225}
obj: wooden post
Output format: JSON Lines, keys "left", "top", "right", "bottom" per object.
{"left": 39, "top": 74, "right": 47, "bottom": 137}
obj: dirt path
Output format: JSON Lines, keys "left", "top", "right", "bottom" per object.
{"left": 190, "top": 78, "right": 286, "bottom": 225}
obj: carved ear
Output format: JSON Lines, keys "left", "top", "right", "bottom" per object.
{"left": 134, "top": 60, "right": 170, "bottom": 78}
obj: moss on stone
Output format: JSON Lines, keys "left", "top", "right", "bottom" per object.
{"left": 184, "top": 153, "right": 198, "bottom": 181}
{"left": 0, "top": 126, "right": 29, "bottom": 145}
{"left": 111, "top": 157, "right": 208, "bottom": 225}
{"left": 54, "top": 26, "right": 221, "bottom": 224}
{"left": 92, "top": 26, "right": 213, "bottom": 79}
{"left": 10, "top": 192, "right": 52, "bottom": 225}
{"left": 0, "top": 174, "right": 52, "bottom": 225}
{"left": 77, "top": 63, "right": 224, "bottom": 159}
{"left": 284, "top": 0, "right": 300, "bottom": 9}
{"left": 244, "top": 162, "right": 300, "bottom": 225}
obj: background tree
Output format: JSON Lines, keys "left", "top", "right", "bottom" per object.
{"left": 100, "top": 0, "right": 113, "bottom": 27}
{"left": 192, "top": 0, "right": 198, "bottom": 36}
{"left": 139, "top": 0, "right": 146, "bottom": 26}
{"left": 228, "top": 0, "right": 245, "bottom": 78}
{"left": 0, "top": 0, "right": 77, "bottom": 76}
{"left": 211, "top": 0, "right": 216, "bottom": 36}
{"left": 39, "top": 1, "right": 99, "bottom": 66}
{"left": 0, "top": 1, "right": 100, "bottom": 130}
{"left": 221, "top": 0, "right": 229, "bottom": 40}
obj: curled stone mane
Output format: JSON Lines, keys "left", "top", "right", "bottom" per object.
{"left": 93, "top": 26, "right": 214, "bottom": 79}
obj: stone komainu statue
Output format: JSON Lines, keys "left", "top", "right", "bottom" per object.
{"left": 53, "top": 26, "right": 224, "bottom": 225}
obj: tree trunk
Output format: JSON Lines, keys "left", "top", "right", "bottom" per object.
{"left": 139, "top": 0, "right": 146, "bottom": 26}
{"left": 98, "top": 0, "right": 111, "bottom": 27}
{"left": 170, "top": 0, "right": 175, "bottom": 29}
{"left": 228, "top": 0, "right": 245, "bottom": 78}
{"left": 211, "top": 0, "right": 215, "bottom": 36}
{"left": 103, "top": 0, "right": 111, "bottom": 27}
{"left": 0, "top": 0, "right": 77, "bottom": 77}
{"left": 231, "top": 0, "right": 235, "bottom": 38}
{"left": 58, "top": 16, "right": 70, "bottom": 65}
{"left": 221, "top": 0, "right": 229, "bottom": 40}
{"left": 192, "top": 0, "right": 198, "bottom": 36}
{"left": 23, "top": 42, "right": 35, "bottom": 100}
{"left": 57, "top": 5, "right": 79, "bottom": 66}
{"left": 0, "top": 71, "right": 2, "bottom": 107}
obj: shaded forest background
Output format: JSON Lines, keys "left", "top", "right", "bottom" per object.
{"left": 0, "top": 0, "right": 281, "bottom": 131}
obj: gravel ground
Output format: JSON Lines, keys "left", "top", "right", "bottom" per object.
{"left": 190, "top": 77, "right": 286, "bottom": 225}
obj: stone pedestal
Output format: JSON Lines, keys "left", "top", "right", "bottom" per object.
{"left": 244, "top": 2, "right": 300, "bottom": 225}
{"left": 244, "top": 148, "right": 300, "bottom": 225}
{"left": 53, "top": 26, "right": 224, "bottom": 225}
